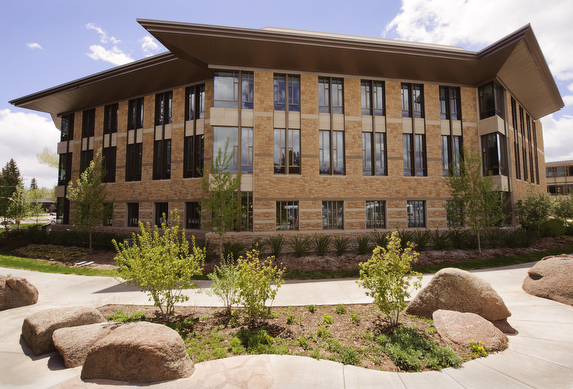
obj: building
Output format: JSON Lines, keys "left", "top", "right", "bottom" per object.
{"left": 10, "top": 20, "right": 564, "bottom": 240}
{"left": 545, "top": 161, "right": 573, "bottom": 196}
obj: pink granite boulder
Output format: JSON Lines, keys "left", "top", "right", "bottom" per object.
{"left": 0, "top": 275, "right": 38, "bottom": 311}
{"left": 523, "top": 254, "right": 573, "bottom": 306}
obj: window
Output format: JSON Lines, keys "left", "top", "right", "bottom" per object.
{"left": 446, "top": 200, "right": 463, "bottom": 227}
{"left": 82, "top": 109, "right": 95, "bottom": 138}
{"left": 479, "top": 82, "right": 504, "bottom": 119}
{"left": 153, "top": 139, "right": 171, "bottom": 180}
{"left": 102, "top": 146, "right": 116, "bottom": 183}
{"left": 407, "top": 200, "right": 425, "bottom": 228}
{"left": 362, "top": 132, "right": 386, "bottom": 176}
{"left": 186, "top": 202, "right": 201, "bottom": 229}
{"left": 126, "top": 143, "right": 142, "bottom": 182}
{"left": 402, "top": 84, "right": 424, "bottom": 118}
{"left": 441, "top": 135, "right": 462, "bottom": 176}
{"left": 274, "top": 75, "right": 300, "bottom": 111}
{"left": 214, "top": 71, "right": 254, "bottom": 109}
{"left": 103, "top": 103, "right": 118, "bottom": 134}
{"left": 80, "top": 149, "right": 93, "bottom": 174}
{"left": 60, "top": 114, "right": 74, "bottom": 141}
{"left": 319, "top": 77, "right": 344, "bottom": 114}
{"left": 319, "top": 130, "right": 344, "bottom": 175}
{"left": 511, "top": 98, "right": 521, "bottom": 180}
{"left": 403, "top": 134, "right": 426, "bottom": 176}
{"left": 58, "top": 153, "right": 72, "bottom": 186}
{"left": 322, "top": 201, "right": 343, "bottom": 230}
{"left": 481, "top": 133, "right": 506, "bottom": 176}
{"left": 361, "top": 81, "right": 385, "bottom": 116}
{"left": 186, "top": 84, "right": 205, "bottom": 120}
{"left": 155, "top": 91, "right": 173, "bottom": 125}
{"left": 128, "top": 98, "right": 144, "bottom": 130}
{"left": 155, "top": 202, "right": 168, "bottom": 226}
{"left": 546, "top": 167, "right": 554, "bottom": 178}
{"left": 240, "top": 192, "right": 253, "bottom": 232}
{"left": 127, "top": 203, "right": 139, "bottom": 227}
{"left": 56, "top": 197, "right": 70, "bottom": 225}
{"left": 102, "top": 203, "right": 113, "bottom": 226}
{"left": 533, "top": 121, "right": 540, "bottom": 184}
{"left": 366, "top": 200, "right": 385, "bottom": 229}
{"left": 213, "top": 127, "right": 253, "bottom": 173}
{"left": 520, "top": 106, "right": 528, "bottom": 181}
{"left": 184, "top": 135, "right": 204, "bottom": 178}
{"left": 439, "top": 86, "right": 461, "bottom": 120}
{"left": 527, "top": 114, "right": 535, "bottom": 183}
{"left": 276, "top": 201, "right": 299, "bottom": 230}
{"left": 274, "top": 129, "right": 300, "bottom": 174}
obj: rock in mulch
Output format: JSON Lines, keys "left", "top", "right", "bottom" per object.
{"left": 52, "top": 322, "right": 122, "bottom": 368}
{"left": 22, "top": 306, "right": 106, "bottom": 356}
{"left": 433, "top": 309, "right": 508, "bottom": 351}
{"left": 0, "top": 275, "right": 38, "bottom": 311}
{"left": 81, "top": 322, "right": 195, "bottom": 383}
{"left": 523, "top": 254, "right": 573, "bottom": 306}
{"left": 406, "top": 268, "right": 515, "bottom": 333}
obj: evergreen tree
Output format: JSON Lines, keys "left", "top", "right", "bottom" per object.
{"left": 30, "top": 178, "right": 38, "bottom": 190}
{"left": 0, "top": 159, "right": 22, "bottom": 220}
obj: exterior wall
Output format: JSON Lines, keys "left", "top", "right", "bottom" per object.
{"left": 56, "top": 68, "right": 548, "bottom": 237}
{"left": 546, "top": 160, "right": 573, "bottom": 196}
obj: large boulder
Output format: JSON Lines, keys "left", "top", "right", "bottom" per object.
{"left": 523, "top": 254, "right": 573, "bottom": 306}
{"left": 81, "top": 322, "right": 195, "bottom": 383}
{"left": 406, "top": 268, "right": 514, "bottom": 333}
{"left": 22, "top": 306, "right": 106, "bottom": 356}
{"left": 0, "top": 275, "right": 38, "bottom": 311}
{"left": 53, "top": 322, "right": 122, "bottom": 368}
{"left": 433, "top": 309, "right": 508, "bottom": 351}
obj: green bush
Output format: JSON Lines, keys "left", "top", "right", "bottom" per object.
{"left": 333, "top": 235, "right": 350, "bottom": 256}
{"left": 334, "top": 304, "right": 346, "bottom": 315}
{"left": 313, "top": 235, "right": 331, "bottom": 256}
{"left": 397, "top": 229, "right": 415, "bottom": 250}
{"left": 222, "top": 241, "right": 245, "bottom": 261}
{"left": 267, "top": 235, "right": 284, "bottom": 258}
{"left": 108, "top": 309, "right": 145, "bottom": 323}
{"left": 234, "top": 328, "right": 289, "bottom": 355}
{"left": 448, "top": 229, "right": 469, "bottom": 249}
{"left": 412, "top": 230, "right": 431, "bottom": 251}
{"left": 206, "top": 254, "right": 238, "bottom": 314}
{"left": 289, "top": 236, "right": 312, "bottom": 258}
{"left": 249, "top": 237, "right": 267, "bottom": 253}
{"left": 354, "top": 236, "right": 372, "bottom": 255}
{"left": 539, "top": 218, "right": 567, "bottom": 237}
{"left": 431, "top": 229, "right": 450, "bottom": 250}
{"left": 370, "top": 230, "right": 388, "bottom": 249}
{"left": 484, "top": 228, "right": 504, "bottom": 249}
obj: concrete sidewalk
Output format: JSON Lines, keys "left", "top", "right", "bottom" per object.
{"left": 1, "top": 263, "right": 572, "bottom": 389}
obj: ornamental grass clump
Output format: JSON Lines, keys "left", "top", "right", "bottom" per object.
{"left": 357, "top": 230, "right": 422, "bottom": 327}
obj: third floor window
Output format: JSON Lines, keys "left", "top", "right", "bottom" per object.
{"left": 401, "top": 83, "right": 424, "bottom": 118}
{"left": 214, "top": 71, "right": 254, "bottom": 109}
{"left": 319, "top": 77, "right": 343, "bottom": 114}
{"left": 361, "top": 80, "right": 385, "bottom": 116}
{"left": 155, "top": 91, "right": 173, "bottom": 125}
{"left": 274, "top": 74, "right": 300, "bottom": 111}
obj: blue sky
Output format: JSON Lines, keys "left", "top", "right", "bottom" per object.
{"left": 1, "top": 0, "right": 572, "bottom": 188}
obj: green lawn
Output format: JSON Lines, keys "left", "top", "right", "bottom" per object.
{"left": 0, "top": 252, "right": 117, "bottom": 277}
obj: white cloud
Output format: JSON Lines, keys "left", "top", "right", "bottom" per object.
{"left": 0, "top": 109, "right": 60, "bottom": 188}
{"left": 86, "top": 23, "right": 121, "bottom": 44}
{"left": 140, "top": 36, "right": 160, "bottom": 57}
{"left": 87, "top": 45, "right": 133, "bottom": 66}
{"left": 26, "top": 42, "right": 43, "bottom": 50}
{"left": 542, "top": 114, "right": 573, "bottom": 162}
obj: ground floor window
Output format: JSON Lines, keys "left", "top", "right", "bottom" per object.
{"left": 407, "top": 200, "right": 425, "bottom": 228}
{"left": 127, "top": 203, "right": 139, "bottom": 227}
{"left": 446, "top": 200, "right": 463, "bottom": 227}
{"left": 366, "top": 200, "right": 385, "bottom": 229}
{"left": 276, "top": 201, "right": 299, "bottom": 230}
{"left": 240, "top": 192, "right": 253, "bottom": 232}
{"left": 155, "top": 202, "right": 168, "bottom": 226}
{"left": 322, "top": 201, "right": 343, "bottom": 230}
{"left": 186, "top": 202, "right": 201, "bottom": 229}
{"left": 102, "top": 203, "right": 113, "bottom": 226}
{"left": 56, "top": 198, "right": 69, "bottom": 224}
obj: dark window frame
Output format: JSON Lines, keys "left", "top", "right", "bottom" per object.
{"left": 103, "top": 103, "right": 118, "bottom": 134}
{"left": 82, "top": 109, "right": 95, "bottom": 138}
{"left": 319, "top": 77, "right": 344, "bottom": 114}
{"left": 274, "top": 74, "right": 300, "bottom": 112}
{"left": 402, "top": 83, "right": 424, "bottom": 118}
{"left": 366, "top": 200, "right": 385, "bottom": 229}
{"left": 276, "top": 201, "right": 299, "bottom": 230}
{"left": 481, "top": 132, "right": 507, "bottom": 176}
{"left": 407, "top": 200, "right": 426, "bottom": 228}
{"left": 155, "top": 202, "right": 169, "bottom": 227}
{"left": 213, "top": 126, "right": 253, "bottom": 174}
{"left": 60, "top": 114, "right": 74, "bottom": 141}
{"left": 127, "top": 203, "right": 139, "bottom": 227}
{"left": 155, "top": 91, "right": 173, "bottom": 126}
{"left": 403, "top": 133, "right": 426, "bottom": 176}
{"left": 322, "top": 200, "right": 344, "bottom": 230}
{"left": 185, "top": 202, "right": 201, "bottom": 229}
{"left": 478, "top": 82, "right": 504, "bottom": 120}
{"left": 274, "top": 129, "right": 301, "bottom": 174}
{"left": 361, "top": 80, "right": 385, "bottom": 116}
{"left": 362, "top": 132, "right": 387, "bottom": 176}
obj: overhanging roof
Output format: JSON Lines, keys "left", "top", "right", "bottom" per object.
{"left": 10, "top": 20, "right": 563, "bottom": 121}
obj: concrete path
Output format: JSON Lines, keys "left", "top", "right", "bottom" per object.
{"left": 1, "top": 263, "right": 572, "bottom": 389}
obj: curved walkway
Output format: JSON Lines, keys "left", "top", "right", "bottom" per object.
{"left": 1, "top": 263, "right": 572, "bottom": 389}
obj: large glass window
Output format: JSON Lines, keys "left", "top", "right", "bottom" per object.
{"left": 403, "top": 134, "right": 426, "bottom": 176}
{"left": 213, "top": 127, "right": 253, "bottom": 173}
{"left": 274, "top": 74, "right": 300, "bottom": 111}
{"left": 441, "top": 135, "right": 462, "bottom": 176}
{"left": 319, "top": 77, "right": 343, "bottom": 114}
{"left": 184, "top": 135, "right": 204, "bottom": 178}
{"left": 276, "top": 201, "right": 299, "bottom": 230}
{"left": 240, "top": 192, "right": 253, "bottom": 232}
{"left": 511, "top": 97, "right": 521, "bottom": 180}
{"left": 153, "top": 139, "right": 171, "bottom": 180}
{"left": 366, "top": 200, "right": 385, "bottom": 229}
{"left": 155, "top": 91, "right": 173, "bottom": 125}
{"left": 407, "top": 200, "right": 425, "bottom": 228}
{"left": 520, "top": 106, "right": 528, "bottom": 181}
{"left": 186, "top": 202, "right": 201, "bottom": 229}
{"left": 274, "top": 129, "right": 300, "bottom": 174}
{"left": 479, "top": 82, "right": 504, "bottom": 119}
{"left": 102, "top": 146, "right": 116, "bottom": 183}
{"left": 58, "top": 153, "right": 72, "bottom": 186}
{"left": 319, "top": 130, "right": 344, "bottom": 175}
{"left": 362, "top": 132, "right": 386, "bottom": 176}
{"left": 527, "top": 114, "right": 535, "bottom": 183}
{"left": 60, "top": 114, "right": 74, "bottom": 141}
{"left": 186, "top": 84, "right": 205, "bottom": 120}
{"left": 155, "top": 202, "right": 168, "bottom": 226}
{"left": 322, "top": 201, "right": 343, "bottom": 230}
{"left": 481, "top": 132, "right": 506, "bottom": 176}
{"left": 80, "top": 149, "right": 93, "bottom": 174}
{"left": 214, "top": 71, "right": 253, "bottom": 109}
{"left": 127, "top": 203, "right": 139, "bottom": 227}
{"left": 128, "top": 98, "right": 144, "bottom": 130}
{"left": 126, "top": 143, "right": 142, "bottom": 182}
{"left": 439, "top": 86, "right": 461, "bottom": 120}
{"left": 82, "top": 109, "right": 95, "bottom": 138}
{"left": 103, "top": 103, "right": 118, "bottom": 134}
{"left": 402, "top": 84, "right": 424, "bottom": 118}
{"left": 361, "top": 81, "right": 385, "bottom": 116}
{"left": 102, "top": 203, "right": 113, "bottom": 226}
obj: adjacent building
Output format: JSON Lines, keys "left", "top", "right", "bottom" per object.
{"left": 546, "top": 161, "right": 573, "bottom": 196}
{"left": 10, "top": 20, "right": 564, "bottom": 239}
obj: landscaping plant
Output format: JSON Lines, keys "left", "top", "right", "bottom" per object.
{"left": 358, "top": 230, "right": 422, "bottom": 327}
{"left": 206, "top": 254, "right": 239, "bottom": 314}
{"left": 113, "top": 211, "right": 205, "bottom": 321}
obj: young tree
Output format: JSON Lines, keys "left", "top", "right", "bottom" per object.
{"left": 516, "top": 184, "right": 554, "bottom": 234}
{"left": 67, "top": 149, "right": 113, "bottom": 250}
{"left": 357, "top": 231, "right": 422, "bottom": 327}
{"left": 113, "top": 211, "right": 205, "bottom": 321}
{"left": 6, "top": 185, "right": 28, "bottom": 228}
{"left": 554, "top": 194, "right": 573, "bottom": 220}
{"left": 446, "top": 146, "right": 505, "bottom": 252}
{"left": 199, "top": 139, "right": 242, "bottom": 258}
{"left": 0, "top": 159, "right": 22, "bottom": 220}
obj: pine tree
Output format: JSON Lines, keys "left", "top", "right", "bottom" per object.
{"left": 0, "top": 159, "right": 22, "bottom": 220}
{"left": 30, "top": 178, "right": 38, "bottom": 190}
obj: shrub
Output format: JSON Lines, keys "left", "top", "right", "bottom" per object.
{"left": 484, "top": 228, "right": 504, "bottom": 248}
{"left": 448, "top": 229, "right": 468, "bottom": 249}
{"left": 334, "top": 304, "right": 346, "bottom": 315}
{"left": 108, "top": 309, "right": 145, "bottom": 323}
{"left": 313, "top": 235, "right": 331, "bottom": 256}
{"left": 206, "top": 254, "right": 238, "bottom": 314}
{"left": 412, "top": 229, "right": 431, "bottom": 251}
{"left": 350, "top": 310, "right": 360, "bottom": 325}
{"left": 249, "top": 237, "right": 267, "bottom": 253}
{"left": 307, "top": 304, "right": 317, "bottom": 313}
{"left": 196, "top": 238, "right": 217, "bottom": 261}
{"left": 321, "top": 314, "right": 334, "bottom": 325}
{"left": 338, "top": 347, "right": 361, "bottom": 366}
{"left": 397, "top": 229, "right": 415, "bottom": 250}
{"left": 333, "top": 235, "right": 350, "bottom": 256}
{"left": 354, "top": 236, "right": 372, "bottom": 255}
{"left": 222, "top": 241, "right": 245, "bottom": 262}
{"left": 113, "top": 211, "right": 205, "bottom": 321}
{"left": 234, "top": 328, "right": 288, "bottom": 355}
{"left": 539, "top": 218, "right": 567, "bottom": 237}
{"left": 267, "top": 235, "right": 284, "bottom": 258}
{"left": 431, "top": 229, "right": 450, "bottom": 250}
{"left": 357, "top": 231, "right": 422, "bottom": 327}
{"left": 370, "top": 230, "right": 388, "bottom": 249}
{"left": 289, "top": 236, "right": 312, "bottom": 258}
{"left": 234, "top": 249, "right": 285, "bottom": 325}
